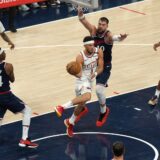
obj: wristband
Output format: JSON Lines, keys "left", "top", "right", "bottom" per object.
{"left": 79, "top": 15, "right": 85, "bottom": 20}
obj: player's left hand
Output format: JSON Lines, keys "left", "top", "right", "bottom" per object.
{"left": 119, "top": 33, "right": 128, "bottom": 41}
{"left": 8, "top": 42, "right": 15, "bottom": 50}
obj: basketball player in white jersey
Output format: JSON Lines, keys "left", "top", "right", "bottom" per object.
{"left": 55, "top": 36, "right": 104, "bottom": 137}
{"left": 0, "top": 21, "right": 15, "bottom": 49}
{"left": 148, "top": 41, "right": 160, "bottom": 106}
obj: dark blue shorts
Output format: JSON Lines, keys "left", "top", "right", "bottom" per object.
{"left": 96, "top": 63, "right": 112, "bottom": 87}
{"left": 0, "top": 92, "right": 25, "bottom": 119}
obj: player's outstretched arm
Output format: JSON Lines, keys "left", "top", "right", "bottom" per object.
{"left": 77, "top": 6, "right": 96, "bottom": 35}
{"left": 105, "top": 32, "right": 128, "bottom": 44}
{"left": 0, "top": 32, "right": 15, "bottom": 50}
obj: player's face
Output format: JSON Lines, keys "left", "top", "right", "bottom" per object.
{"left": 97, "top": 20, "right": 108, "bottom": 33}
{"left": 85, "top": 43, "right": 95, "bottom": 54}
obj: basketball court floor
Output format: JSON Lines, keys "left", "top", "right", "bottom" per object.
{"left": 0, "top": 0, "right": 160, "bottom": 159}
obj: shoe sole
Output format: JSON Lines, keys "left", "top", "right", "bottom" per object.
{"left": 19, "top": 143, "right": 38, "bottom": 148}
{"left": 55, "top": 107, "right": 62, "bottom": 117}
{"left": 96, "top": 107, "right": 110, "bottom": 127}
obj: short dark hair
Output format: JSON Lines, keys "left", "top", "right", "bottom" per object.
{"left": 112, "top": 141, "right": 125, "bottom": 157}
{"left": 83, "top": 36, "right": 94, "bottom": 43}
{"left": 99, "top": 17, "right": 109, "bottom": 24}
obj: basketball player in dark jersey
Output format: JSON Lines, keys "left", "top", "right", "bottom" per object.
{"left": 148, "top": 41, "right": 160, "bottom": 106}
{"left": 0, "top": 48, "right": 38, "bottom": 148}
{"left": 77, "top": 7, "right": 128, "bottom": 127}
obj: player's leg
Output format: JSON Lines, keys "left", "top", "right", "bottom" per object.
{"left": 96, "top": 64, "right": 111, "bottom": 127}
{"left": 0, "top": 105, "right": 7, "bottom": 127}
{"left": 4, "top": 92, "right": 38, "bottom": 148}
{"left": 148, "top": 80, "right": 160, "bottom": 106}
{"left": 55, "top": 80, "right": 91, "bottom": 117}
{"left": 63, "top": 81, "right": 92, "bottom": 137}
{"left": 64, "top": 93, "right": 91, "bottom": 137}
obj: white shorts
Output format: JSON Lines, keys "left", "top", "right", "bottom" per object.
{"left": 75, "top": 78, "right": 93, "bottom": 96}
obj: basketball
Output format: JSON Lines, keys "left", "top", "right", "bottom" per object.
{"left": 66, "top": 61, "right": 81, "bottom": 75}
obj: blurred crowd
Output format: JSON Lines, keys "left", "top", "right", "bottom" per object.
{"left": 0, "top": 0, "right": 62, "bottom": 33}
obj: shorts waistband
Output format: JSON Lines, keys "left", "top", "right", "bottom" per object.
{"left": 0, "top": 91, "right": 11, "bottom": 95}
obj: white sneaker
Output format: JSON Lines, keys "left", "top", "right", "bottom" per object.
{"left": 56, "top": 0, "right": 61, "bottom": 4}
{"left": 18, "top": 5, "right": 30, "bottom": 12}
{"left": 31, "top": 2, "right": 40, "bottom": 8}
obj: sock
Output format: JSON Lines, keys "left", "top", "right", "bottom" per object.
{"left": 63, "top": 101, "right": 73, "bottom": 109}
{"left": 22, "top": 125, "right": 29, "bottom": 140}
{"left": 69, "top": 113, "right": 77, "bottom": 125}
{"left": 21, "top": 105, "right": 31, "bottom": 140}
{"left": 0, "top": 118, "right": 2, "bottom": 127}
{"left": 100, "top": 105, "right": 106, "bottom": 114}
{"left": 155, "top": 89, "right": 160, "bottom": 98}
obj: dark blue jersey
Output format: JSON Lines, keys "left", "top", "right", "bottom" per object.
{"left": 93, "top": 31, "right": 113, "bottom": 65}
{"left": 0, "top": 62, "right": 10, "bottom": 92}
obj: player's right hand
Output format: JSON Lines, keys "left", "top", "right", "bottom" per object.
{"left": 153, "top": 42, "right": 160, "bottom": 51}
{"left": 77, "top": 6, "right": 84, "bottom": 17}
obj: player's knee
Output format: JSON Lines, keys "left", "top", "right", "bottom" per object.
{"left": 96, "top": 85, "right": 106, "bottom": 104}
{"left": 23, "top": 105, "right": 31, "bottom": 116}
{"left": 96, "top": 85, "right": 105, "bottom": 96}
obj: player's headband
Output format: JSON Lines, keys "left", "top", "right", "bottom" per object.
{"left": 83, "top": 40, "right": 94, "bottom": 45}
{"left": 0, "top": 48, "right": 4, "bottom": 55}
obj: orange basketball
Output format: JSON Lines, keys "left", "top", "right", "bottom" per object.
{"left": 66, "top": 61, "right": 81, "bottom": 75}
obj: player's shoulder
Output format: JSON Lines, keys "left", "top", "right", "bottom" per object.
{"left": 4, "top": 62, "right": 13, "bottom": 70}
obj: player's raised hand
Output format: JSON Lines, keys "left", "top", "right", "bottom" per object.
{"left": 119, "top": 33, "right": 128, "bottom": 41}
{"left": 77, "top": 6, "right": 84, "bottom": 17}
{"left": 153, "top": 42, "right": 160, "bottom": 51}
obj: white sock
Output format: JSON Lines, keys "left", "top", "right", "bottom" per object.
{"left": 63, "top": 101, "right": 73, "bottom": 109}
{"left": 69, "top": 113, "right": 77, "bottom": 125}
{"left": 155, "top": 89, "right": 160, "bottom": 98}
{"left": 100, "top": 105, "right": 106, "bottom": 114}
{"left": 96, "top": 85, "right": 107, "bottom": 113}
{"left": 22, "top": 126, "right": 29, "bottom": 140}
{"left": 0, "top": 118, "right": 3, "bottom": 126}
{"left": 21, "top": 105, "right": 31, "bottom": 140}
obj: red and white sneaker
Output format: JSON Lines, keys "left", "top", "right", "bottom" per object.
{"left": 75, "top": 107, "right": 89, "bottom": 123}
{"left": 19, "top": 138, "right": 38, "bottom": 148}
{"left": 55, "top": 105, "right": 64, "bottom": 117}
{"left": 64, "top": 119, "right": 74, "bottom": 138}
{"left": 96, "top": 107, "right": 110, "bottom": 127}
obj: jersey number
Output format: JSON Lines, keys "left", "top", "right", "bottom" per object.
{"left": 97, "top": 45, "right": 105, "bottom": 52}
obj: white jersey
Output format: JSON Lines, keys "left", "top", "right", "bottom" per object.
{"left": 0, "top": 21, "right": 5, "bottom": 33}
{"left": 80, "top": 47, "right": 99, "bottom": 80}
{"left": 75, "top": 47, "right": 99, "bottom": 96}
